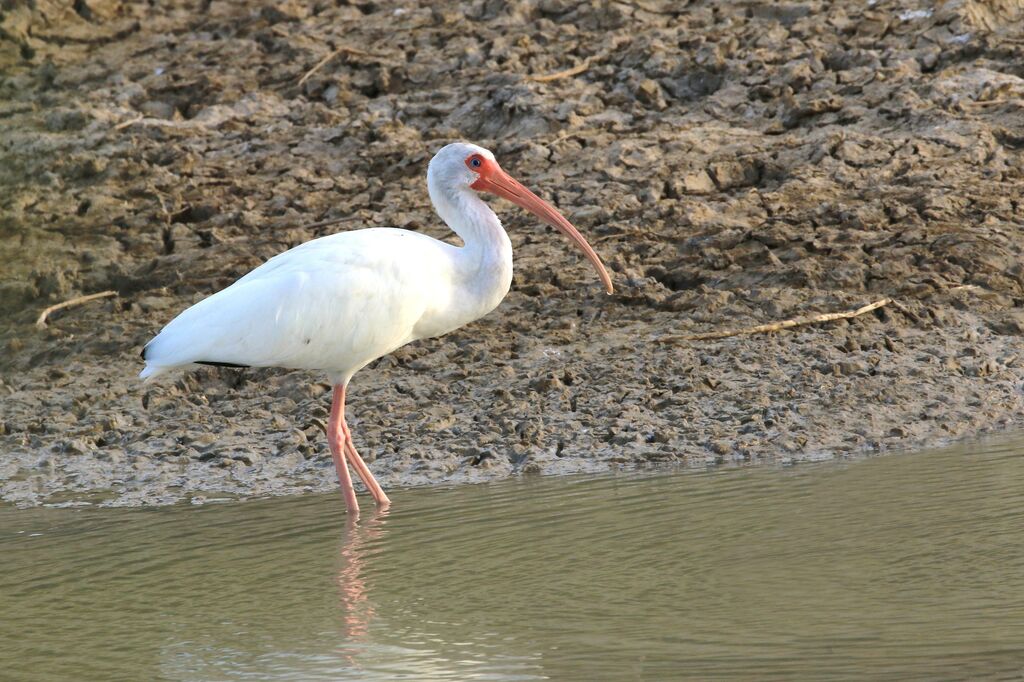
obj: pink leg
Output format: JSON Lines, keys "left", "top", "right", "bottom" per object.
{"left": 329, "top": 384, "right": 360, "bottom": 516}
{"left": 338, "top": 392, "right": 391, "bottom": 508}
{"left": 343, "top": 438, "right": 391, "bottom": 508}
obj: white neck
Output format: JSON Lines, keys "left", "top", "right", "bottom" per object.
{"left": 425, "top": 178, "right": 513, "bottom": 332}
{"left": 430, "top": 181, "right": 508, "bottom": 245}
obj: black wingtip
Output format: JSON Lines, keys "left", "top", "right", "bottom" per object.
{"left": 140, "top": 344, "right": 148, "bottom": 360}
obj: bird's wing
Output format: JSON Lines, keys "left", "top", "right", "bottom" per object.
{"left": 141, "top": 229, "right": 454, "bottom": 380}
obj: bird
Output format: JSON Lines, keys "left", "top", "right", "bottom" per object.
{"left": 140, "top": 142, "right": 614, "bottom": 516}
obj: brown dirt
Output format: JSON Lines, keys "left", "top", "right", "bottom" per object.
{"left": 2, "top": 0, "right": 1024, "bottom": 507}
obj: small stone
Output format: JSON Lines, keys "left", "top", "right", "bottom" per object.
{"left": 682, "top": 170, "right": 716, "bottom": 194}
{"left": 139, "top": 100, "right": 175, "bottom": 119}
{"left": 708, "top": 160, "right": 759, "bottom": 189}
{"left": 636, "top": 79, "right": 667, "bottom": 110}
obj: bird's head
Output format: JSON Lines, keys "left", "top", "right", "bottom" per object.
{"left": 429, "top": 142, "right": 613, "bottom": 295}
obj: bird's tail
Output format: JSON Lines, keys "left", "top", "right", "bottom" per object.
{"left": 139, "top": 343, "right": 156, "bottom": 381}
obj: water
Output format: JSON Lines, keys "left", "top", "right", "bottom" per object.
{"left": 3, "top": 438, "right": 1024, "bottom": 680}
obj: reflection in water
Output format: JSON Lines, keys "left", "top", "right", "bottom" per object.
{"left": 334, "top": 510, "right": 385, "bottom": 654}
{"left": 3, "top": 436, "right": 1024, "bottom": 679}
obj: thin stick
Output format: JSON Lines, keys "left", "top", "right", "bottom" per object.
{"left": 531, "top": 57, "right": 594, "bottom": 83}
{"left": 298, "top": 46, "right": 392, "bottom": 87}
{"left": 887, "top": 298, "right": 921, "bottom": 324}
{"left": 113, "top": 115, "right": 144, "bottom": 131}
{"left": 36, "top": 291, "right": 118, "bottom": 329}
{"left": 670, "top": 298, "right": 892, "bottom": 342}
{"left": 961, "top": 99, "right": 1023, "bottom": 108}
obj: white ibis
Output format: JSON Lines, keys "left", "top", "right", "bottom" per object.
{"left": 140, "top": 142, "right": 613, "bottom": 516}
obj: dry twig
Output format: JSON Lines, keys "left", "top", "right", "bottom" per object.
{"left": 531, "top": 58, "right": 594, "bottom": 82}
{"left": 113, "top": 115, "right": 144, "bottom": 131}
{"left": 36, "top": 291, "right": 118, "bottom": 329}
{"left": 667, "top": 298, "right": 892, "bottom": 342}
{"left": 532, "top": 56, "right": 598, "bottom": 82}
{"left": 530, "top": 47, "right": 617, "bottom": 83}
{"left": 887, "top": 298, "right": 921, "bottom": 324}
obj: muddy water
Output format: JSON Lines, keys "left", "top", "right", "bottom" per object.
{"left": 3, "top": 439, "right": 1024, "bottom": 681}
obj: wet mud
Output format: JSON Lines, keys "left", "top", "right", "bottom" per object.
{"left": 2, "top": 0, "right": 1024, "bottom": 506}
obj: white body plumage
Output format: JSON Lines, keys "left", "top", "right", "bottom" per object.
{"left": 140, "top": 144, "right": 513, "bottom": 385}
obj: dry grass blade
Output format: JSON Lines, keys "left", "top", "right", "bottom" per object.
{"left": 671, "top": 298, "right": 892, "bottom": 342}
{"left": 36, "top": 291, "right": 118, "bottom": 329}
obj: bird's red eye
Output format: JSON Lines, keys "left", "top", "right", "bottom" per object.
{"left": 468, "top": 156, "right": 483, "bottom": 169}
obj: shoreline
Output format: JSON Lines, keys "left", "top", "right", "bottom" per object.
{"left": 5, "top": 424, "right": 1024, "bottom": 510}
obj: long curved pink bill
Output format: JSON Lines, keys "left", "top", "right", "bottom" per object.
{"left": 474, "top": 167, "right": 614, "bottom": 294}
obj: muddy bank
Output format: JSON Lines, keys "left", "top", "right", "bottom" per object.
{"left": 2, "top": 0, "right": 1024, "bottom": 507}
